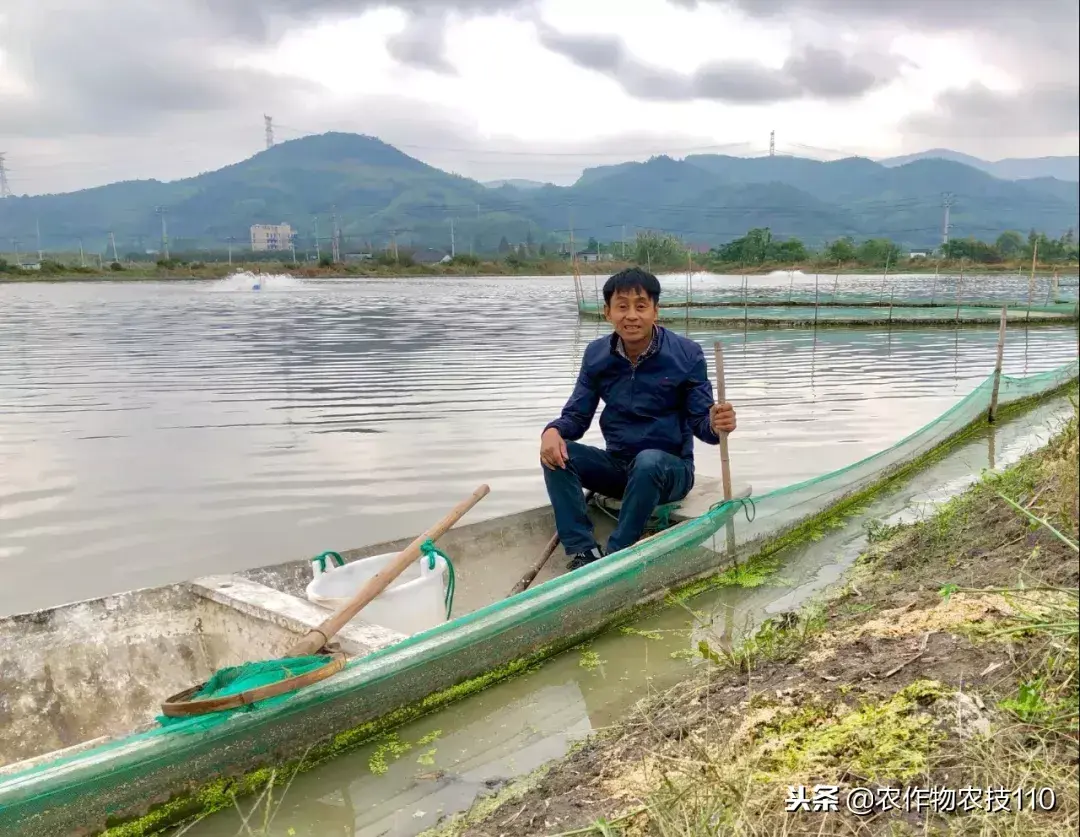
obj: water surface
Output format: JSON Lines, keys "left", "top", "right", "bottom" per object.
{"left": 1, "top": 272, "right": 1076, "bottom": 615}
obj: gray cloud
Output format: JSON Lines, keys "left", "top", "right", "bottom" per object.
{"left": 535, "top": 23, "right": 901, "bottom": 104}
{"left": 904, "top": 82, "right": 1080, "bottom": 140}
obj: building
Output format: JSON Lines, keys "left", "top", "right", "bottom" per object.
{"left": 250, "top": 223, "right": 293, "bottom": 252}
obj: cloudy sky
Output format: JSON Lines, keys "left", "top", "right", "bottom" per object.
{"left": 1, "top": 0, "right": 1077, "bottom": 195}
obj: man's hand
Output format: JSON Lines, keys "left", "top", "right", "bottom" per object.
{"left": 710, "top": 402, "right": 737, "bottom": 436}
{"left": 540, "top": 427, "right": 569, "bottom": 469}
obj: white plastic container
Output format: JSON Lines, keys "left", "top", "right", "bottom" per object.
{"left": 305, "top": 550, "right": 449, "bottom": 637}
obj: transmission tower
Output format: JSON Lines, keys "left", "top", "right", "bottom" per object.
{"left": 769, "top": 130, "right": 775, "bottom": 157}
{"left": 155, "top": 206, "right": 170, "bottom": 260}
{"left": 264, "top": 115, "right": 274, "bottom": 149}
{"left": 941, "top": 193, "right": 953, "bottom": 246}
{"left": 0, "top": 153, "right": 11, "bottom": 198}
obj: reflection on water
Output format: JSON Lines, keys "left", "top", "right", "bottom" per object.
{"left": 0, "top": 273, "right": 1076, "bottom": 616}
{"left": 182, "top": 393, "right": 1073, "bottom": 837}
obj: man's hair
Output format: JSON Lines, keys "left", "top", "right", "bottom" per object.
{"left": 602, "top": 267, "right": 661, "bottom": 306}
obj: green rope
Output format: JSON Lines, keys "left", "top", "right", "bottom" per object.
{"left": 310, "top": 550, "right": 345, "bottom": 573}
{"left": 420, "top": 539, "right": 456, "bottom": 620}
{"left": 709, "top": 495, "right": 757, "bottom": 522}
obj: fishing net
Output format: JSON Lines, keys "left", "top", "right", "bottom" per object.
{"left": 578, "top": 298, "right": 1078, "bottom": 326}
{"left": 157, "top": 655, "right": 343, "bottom": 727}
{"left": 1, "top": 356, "right": 1077, "bottom": 837}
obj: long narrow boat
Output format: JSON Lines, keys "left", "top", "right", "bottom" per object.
{"left": 0, "top": 478, "right": 749, "bottom": 837}
{"left": 1, "top": 356, "right": 1077, "bottom": 837}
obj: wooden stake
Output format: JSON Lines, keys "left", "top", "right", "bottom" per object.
{"left": 1026, "top": 238, "right": 1039, "bottom": 318}
{"left": 287, "top": 485, "right": 490, "bottom": 657}
{"left": 713, "top": 342, "right": 737, "bottom": 559}
{"left": 954, "top": 259, "right": 965, "bottom": 324}
{"left": 988, "top": 306, "right": 1007, "bottom": 423}
{"left": 813, "top": 271, "right": 820, "bottom": 327}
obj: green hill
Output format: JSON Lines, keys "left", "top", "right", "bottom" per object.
{"left": 0, "top": 133, "right": 1075, "bottom": 258}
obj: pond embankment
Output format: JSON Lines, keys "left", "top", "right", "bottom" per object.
{"left": 427, "top": 398, "right": 1079, "bottom": 837}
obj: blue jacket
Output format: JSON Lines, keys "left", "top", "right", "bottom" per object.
{"left": 545, "top": 326, "right": 721, "bottom": 463}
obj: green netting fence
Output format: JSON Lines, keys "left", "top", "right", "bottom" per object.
{"left": 0, "top": 356, "right": 1077, "bottom": 837}
{"left": 699, "top": 356, "right": 1079, "bottom": 559}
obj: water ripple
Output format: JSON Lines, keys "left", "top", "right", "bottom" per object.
{"left": 0, "top": 273, "right": 1076, "bottom": 615}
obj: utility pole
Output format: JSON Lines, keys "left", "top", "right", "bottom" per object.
{"left": 78, "top": 238, "right": 86, "bottom": 267}
{"left": 227, "top": 236, "right": 235, "bottom": 265}
{"left": 264, "top": 115, "right": 274, "bottom": 149}
{"left": 109, "top": 231, "right": 118, "bottom": 263}
{"left": 155, "top": 206, "right": 169, "bottom": 260}
{"left": 0, "top": 153, "right": 11, "bottom": 198}
{"left": 312, "top": 217, "right": 321, "bottom": 261}
{"left": 330, "top": 207, "right": 340, "bottom": 263}
{"left": 941, "top": 193, "right": 953, "bottom": 247}
{"left": 621, "top": 224, "right": 626, "bottom": 259}
{"left": 769, "top": 130, "right": 775, "bottom": 157}
{"left": 450, "top": 217, "right": 456, "bottom": 258}
{"left": 11, "top": 237, "right": 20, "bottom": 266}
{"left": 36, "top": 219, "right": 42, "bottom": 261}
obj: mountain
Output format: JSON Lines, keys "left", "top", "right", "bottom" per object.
{"left": 483, "top": 179, "right": 550, "bottom": 190}
{"left": 0, "top": 133, "right": 1076, "bottom": 258}
{"left": 879, "top": 148, "right": 1079, "bottom": 183}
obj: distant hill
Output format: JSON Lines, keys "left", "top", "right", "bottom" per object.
{"left": 0, "top": 133, "right": 1075, "bottom": 257}
{"left": 483, "top": 179, "right": 550, "bottom": 190}
{"left": 880, "top": 148, "right": 1079, "bottom": 183}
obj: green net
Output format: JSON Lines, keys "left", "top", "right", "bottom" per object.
{"left": 578, "top": 299, "right": 1078, "bottom": 325}
{"left": 1, "top": 356, "right": 1077, "bottom": 837}
{"left": 156, "top": 656, "right": 338, "bottom": 727}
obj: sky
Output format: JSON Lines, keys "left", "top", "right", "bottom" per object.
{"left": 0, "top": 0, "right": 1077, "bottom": 195}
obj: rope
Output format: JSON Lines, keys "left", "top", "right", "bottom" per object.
{"left": 420, "top": 538, "right": 456, "bottom": 619}
{"left": 709, "top": 495, "right": 757, "bottom": 523}
{"left": 310, "top": 550, "right": 345, "bottom": 573}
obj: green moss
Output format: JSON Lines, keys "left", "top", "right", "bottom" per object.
{"left": 368, "top": 733, "right": 413, "bottom": 775}
{"left": 757, "top": 680, "right": 948, "bottom": 783}
{"left": 579, "top": 649, "right": 603, "bottom": 670}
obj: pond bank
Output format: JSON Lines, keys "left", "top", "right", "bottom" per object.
{"left": 2, "top": 259, "right": 1077, "bottom": 283}
{"left": 425, "top": 398, "right": 1079, "bottom": 837}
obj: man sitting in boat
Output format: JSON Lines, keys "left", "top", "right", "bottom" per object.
{"left": 540, "top": 267, "right": 737, "bottom": 570}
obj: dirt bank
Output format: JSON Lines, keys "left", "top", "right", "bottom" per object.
{"left": 424, "top": 401, "right": 1079, "bottom": 837}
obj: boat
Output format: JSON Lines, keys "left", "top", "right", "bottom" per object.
{"left": 2, "top": 354, "right": 1076, "bottom": 837}
{"left": 0, "top": 479, "right": 750, "bottom": 837}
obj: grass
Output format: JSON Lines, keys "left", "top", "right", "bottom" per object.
{"left": 425, "top": 394, "right": 1079, "bottom": 837}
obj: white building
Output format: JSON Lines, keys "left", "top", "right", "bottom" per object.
{"left": 250, "top": 223, "right": 293, "bottom": 252}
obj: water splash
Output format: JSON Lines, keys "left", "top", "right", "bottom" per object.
{"left": 206, "top": 271, "right": 306, "bottom": 293}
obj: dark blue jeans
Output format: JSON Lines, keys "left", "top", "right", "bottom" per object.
{"left": 543, "top": 442, "right": 695, "bottom": 556}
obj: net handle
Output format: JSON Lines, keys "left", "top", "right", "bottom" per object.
{"left": 286, "top": 484, "right": 491, "bottom": 657}
{"left": 159, "top": 653, "right": 347, "bottom": 718}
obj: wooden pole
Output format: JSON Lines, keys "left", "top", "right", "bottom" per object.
{"left": 287, "top": 484, "right": 490, "bottom": 657}
{"left": 879, "top": 251, "right": 891, "bottom": 303}
{"left": 1026, "top": 239, "right": 1039, "bottom": 319}
{"left": 988, "top": 306, "right": 1007, "bottom": 423}
{"left": 813, "top": 270, "right": 820, "bottom": 328}
{"left": 954, "top": 259, "right": 965, "bottom": 324}
{"left": 713, "top": 342, "right": 737, "bottom": 559}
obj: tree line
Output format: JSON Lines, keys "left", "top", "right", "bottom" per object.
{"left": 611, "top": 227, "right": 1079, "bottom": 269}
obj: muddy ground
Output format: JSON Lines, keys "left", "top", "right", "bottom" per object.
{"left": 423, "top": 403, "right": 1079, "bottom": 837}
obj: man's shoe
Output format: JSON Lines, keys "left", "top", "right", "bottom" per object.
{"left": 567, "top": 545, "right": 606, "bottom": 571}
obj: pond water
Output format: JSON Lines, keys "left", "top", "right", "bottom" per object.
{"left": 0, "top": 271, "right": 1076, "bottom": 618}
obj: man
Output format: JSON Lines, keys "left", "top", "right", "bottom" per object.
{"left": 540, "top": 266, "right": 737, "bottom": 570}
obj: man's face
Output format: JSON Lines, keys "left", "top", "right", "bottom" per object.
{"left": 604, "top": 287, "right": 658, "bottom": 344}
